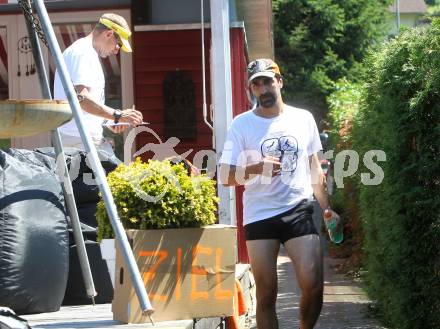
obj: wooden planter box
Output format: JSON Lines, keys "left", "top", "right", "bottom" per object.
{"left": 112, "top": 225, "right": 237, "bottom": 323}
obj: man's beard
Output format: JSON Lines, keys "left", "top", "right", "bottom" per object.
{"left": 258, "top": 92, "right": 277, "bottom": 108}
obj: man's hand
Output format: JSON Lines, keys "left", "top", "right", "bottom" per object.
{"left": 323, "top": 208, "right": 340, "bottom": 221}
{"left": 120, "top": 108, "right": 143, "bottom": 126}
{"left": 219, "top": 156, "right": 282, "bottom": 186}
{"left": 75, "top": 86, "right": 144, "bottom": 126}
{"left": 259, "top": 156, "right": 281, "bottom": 177}
{"left": 107, "top": 124, "right": 127, "bottom": 134}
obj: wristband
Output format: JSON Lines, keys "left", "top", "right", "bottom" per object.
{"left": 113, "top": 109, "right": 122, "bottom": 124}
{"left": 77, "top": 94, "right": 85, "bottom": 103}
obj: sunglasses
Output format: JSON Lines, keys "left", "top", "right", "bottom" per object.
{"left": 113, "top": 32, "right": 123, "bottom": 48}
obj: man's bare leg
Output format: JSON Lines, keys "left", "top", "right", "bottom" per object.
{"left": 246, "top": 239, "right": 280, "bottom": 329}
{"left": 284, "top": 234, "right": 323, "bottom": 329}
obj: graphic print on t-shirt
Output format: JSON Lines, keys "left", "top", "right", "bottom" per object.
{"left": 261, "top": 135, "right": 298, "bottom": 172}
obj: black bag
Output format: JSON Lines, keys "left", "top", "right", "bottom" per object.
{"left": 33, "top": 148, "right": 118, "bottom": 306}
{"left": 0, "top": 149, "right": 69, "bottom": 314}
{"left": 63, "top": 241, "right": 113, "bottom": 305}
{"left": 77, "top": 202, "right": 98, "bottom": 228}
{"left": 67, "top": 221, "right": 97, "bottom": 246}
{"left": 34, "top": 147, "right": 118, "bottom": 205}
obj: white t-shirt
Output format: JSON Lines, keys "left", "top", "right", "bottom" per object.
{"left": 219, "top": 105, "right": 322, "bottom": 225}
{"left": 54, "top": 36, "right": 105, "bottom": 140}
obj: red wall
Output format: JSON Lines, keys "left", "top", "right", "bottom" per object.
{"left": 133, "top": 29, "right": 213, "bottom": 160}
{"left": 133, "top": 27, "right": 249, "bottom": 263}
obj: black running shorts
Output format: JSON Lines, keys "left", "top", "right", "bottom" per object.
{"left": 244, "top": 200, "right": 318, "bottom": 244}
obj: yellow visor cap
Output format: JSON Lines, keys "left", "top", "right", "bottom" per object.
{"left": 99, "top": 17, "right": 132, "bottom": 52}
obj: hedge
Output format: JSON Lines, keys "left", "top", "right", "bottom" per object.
{"left": 351, "top": 21, "right": 440, "bottom": 328}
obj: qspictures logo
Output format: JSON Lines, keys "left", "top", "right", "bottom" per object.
{"left": 53, "top": 126, "right": 387, "bottom": 201}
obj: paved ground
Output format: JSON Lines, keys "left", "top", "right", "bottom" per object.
{"left": 248, "top": 247, "right": 387, "bottom": 329}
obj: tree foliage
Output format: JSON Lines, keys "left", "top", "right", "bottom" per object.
{"left": 273, "top": 0, "right": 392, "bottom": 118}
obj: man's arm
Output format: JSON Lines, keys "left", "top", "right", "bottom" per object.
{"left": 310, "top": 153, "right": 331, "bottom": 210}
{"left": 219, "top": 157, "right": 281, "bottom": 187}
{"left": 76, "top": 85, "right": 143, "bottom": 126}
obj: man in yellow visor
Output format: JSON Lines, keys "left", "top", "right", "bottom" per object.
{"left": 54, "top": 13, "right": 142, "bottom": 160}
{"left": 98, "top": 14, "right": 132, "bottom": 53}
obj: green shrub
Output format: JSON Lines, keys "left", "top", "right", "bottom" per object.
{"left": 0, "top": 139, "right": 10, "bottom": 149}
{"left": 96, "top": 158, "right": 219, "bottom": 240}
{"left": 327, "top": 78, "right": 363, "bottom": 146}
{"left": 352, "top": 21, "right": 440, "bottom": 329}
{"left": 327, "top": 78, "right": 365, "bottom": 263}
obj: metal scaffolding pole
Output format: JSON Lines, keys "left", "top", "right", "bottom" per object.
{"left": 19, "top": 0, "right": 97, "bottom": 302}
{"left": 31, "top": 0, "right": 154, "bottom": 320}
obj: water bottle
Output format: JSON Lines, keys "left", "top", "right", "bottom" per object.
{"left": 323, "top": 209, "right": 343, "bottom": 244}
